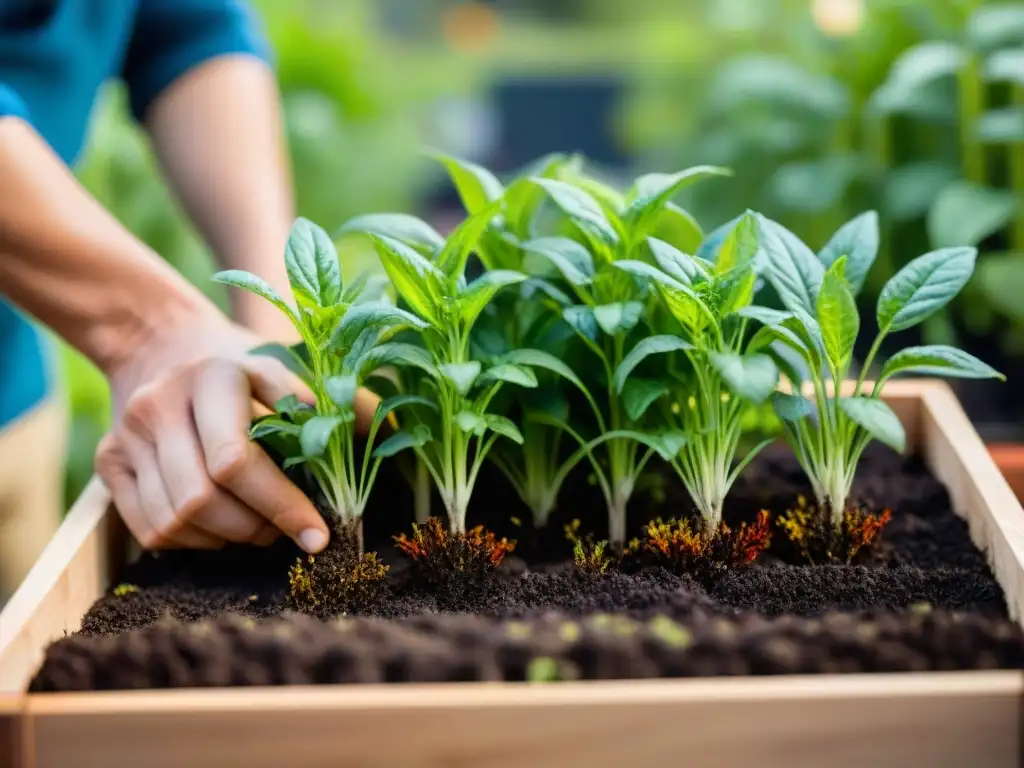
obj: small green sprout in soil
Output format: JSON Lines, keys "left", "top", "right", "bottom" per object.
{"left": 754, "top": 211, "right": 1003, "bottom": 560}
{"left": 777, "top": 494, "right": 893, "bottom": 564}
{"left": 393, "top": 516, "right": 516, "bottom": 588}
{"left": 564, "top": 519, "right": 614, "bottom": 575}
{"left": 112, "top": 584, "right": 138, "bottom": 597}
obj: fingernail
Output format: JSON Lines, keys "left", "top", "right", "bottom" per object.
{"left": 298, "top": 528, "right": 328, "bottom": 553}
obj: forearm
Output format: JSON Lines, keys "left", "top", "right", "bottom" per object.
{"left": 144, "top": 54, "right": 297, "bottom": 340}
{"left": 0, "top": 117, "right": 219, "bottom": 376}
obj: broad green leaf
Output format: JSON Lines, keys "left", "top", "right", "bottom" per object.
{"left": 503, "top": 153, "right": 571, "bottom": 233}
{"left": 324, "top": 374, "right": 358, "bottom": 409}
{"left": 884, "top": 163, "right": 960, "bottom": 222}
{"left": 502, "top": 348, "right": 589, "bottom": 394}
{"left": 621, "top": 378, "right": 669, "bottom": 421}
{"left": 566, "top": 170, "right": 627, "bottom": 216}
{"left": 249, "top": 417, "right": 301, "bottom": 441}
{"left": 736, "top": 306, "right": 793, "bottom": 327}
{"left": 877, "top": 247, "right": 977, "bottom": 332}
{"left": 612, "top": 258, "right": 678, "bottom": 288}
{"left": 250, "top": 342, "right": 311, "bottom": 382}
{"left": 652, "top": 203, "right": 704, "bottom": 254}
{"left": 817, "top": 257, "right": 859, "bottom": 371}
{"left": 872, "top": 42, "right": 965, "bottom": 115}
{"left": 968, "top": 5, "right": 1024, "bottom": 51}
{"left": 272, "top": 394, "right": 305, "bottom": 420}
{"left": 335, "top": 213, "right": 444, "bottom": 254}
{"left": 715, "top": 212, "right": 758, "bottom": 274}
{"left": 563, "top": 305, "right": 599, "bottom": 341}
{"left": 477, "top": 364, "right": 538, "bottom": 389}
{"left": 429, "top": 150, "right": 503, "bottom": 215}
{"left": 756, "top": 214, "right": 824, "bottom": 316}
{"left": 593, "top": 302, "right": 644, "bottom": 336}
{"left": 357, "top": 342, "right": 436, "bottom": 378}
{"left": 285, "top": 218, "right": 342, "bottom": 307}
{"left": 985, "top": 49, "right": 1024, "bottom": 86}
{"left": 880, "top": 345, "right": 1005, "bottom": 383}
{"left": 624, "top": 166, "right": 731, "bottom": 241}
{"left": 439, "top": 361, "right": 482, "bottom": 396}
{"left": 213, "top": 270, "right": 295, "bottom": 320}
{"left": 717, "top": 266, "right": 757, "bottom": 317}
{"left": 695, "top": 215, "right": 741, "bottom": 264}
{"left": 613, "top": 335, "right": 693, "bottom": 393}
{"left": 647, "top": 238, "right": 710, "bottom": 286}
{"left": 369, "top": 234, "right": 444, "bottom": 325}
{"left": 771, "top": 392, "right": 813, "bottom": 422}
{"left": 927, "top": 181, "right": 1017, "bottom": 249}
{"left": 435, "top": 202, "right": 501, "bottom": 278}
{"left": 818, "top": 211, "right": 879, "bottom": 296}
{"left": 657, "top": 282, "right": 716, "bottom": 332}
{"left": 531, "top": 177, "right": 619, "bottom": 247}
{"left": 454, "top": 410, "right": 487, "bottom": 436}
{"left": 709, "top": 352, "right": 779, "bottom": 404}
{"left": 300, "top": 415, "right": 344, "bottom": 459}
{"left": 839, "top": 397, "right": 906, "bottom": 453}
{"left": 332, "top": 302, "right": 428, "bottom": 351}
{"left": 372, "top": 394, "right": 438, "bottom": 432}
{"left": 976, "top": 107, "right": 1024, "bottom": 144}
{"left": 484, "top": 414, "right": 525, "bottom": 445}
{"left": 457, "top": 270, "right": 527, "bottom": 329}
{"left": 520, "top": 237, "right": 595, "bottom": 285}
{"left": 373, "top": 425, "right": 433, "bottom": 459}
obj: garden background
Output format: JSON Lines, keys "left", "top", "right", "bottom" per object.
{"left": 61, "top": 0, "right": 1024, "bottom": 508}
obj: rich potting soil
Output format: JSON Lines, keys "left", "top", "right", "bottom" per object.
{"left": 29, "top": 445, "right": 1024, "bottom": 691}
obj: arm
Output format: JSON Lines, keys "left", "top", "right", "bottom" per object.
{"left": 0, "top": 107, "right": 328, "bottom": 554}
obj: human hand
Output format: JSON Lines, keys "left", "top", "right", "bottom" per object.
{"left": 94, "top": 309, "right": 374, "bottom": 553}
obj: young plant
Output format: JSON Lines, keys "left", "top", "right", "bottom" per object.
{"left": 754, "top": 212, "right": 1005, "bottom": 557}
{"left": 611, "top": 211, "right": 782, "bottom": 535}
{"left": 213, "top": 218, "right": 432, "bottom": 552}
{"left": 518, "top": 164, "right": 730, "bottom": 546}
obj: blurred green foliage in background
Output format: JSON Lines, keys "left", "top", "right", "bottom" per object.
{"left": 59, "top": 0, "right": 1024, "bottom": 506}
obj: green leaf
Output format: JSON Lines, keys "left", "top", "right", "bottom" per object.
{"left": 563, "top": 305, "right": 599, "bottom": 342}
{"left": 373, "top": 425, "right": 433, "bottom": 459}
{"left": 332, "top": 302, "right": 428, "bottom": 351}
{"left": 880, "top": 345, "right": 1005, "bottom": 383}
{"left": 357, "top": 342, "right": 437, "bottom": 378}
{"left": 593, "top": 302, "right": 644, "bottom": 336}
{"left": 249, "top": 416, "right": 301, "bottom": 441}
{"left": 435, "top": 202, "right": 501, "bottom": 278}
{"left": 429, "top": 150, "right": 503, "bottom": 215}
{"left": 531, "top": 177, "right": 619, "bottom": 248}
{"left": 457, "top": 270, "right": 527, "bottom": 329}
{"left": 520, "top": 237, "right": 595, "bottom": 285}
{"left": 872, "top": 42, "right": 966, "bottom": 115}
{"left": 735, "top": 306, "right": 793, "bottom": 327}
{"left": 652, "top": 203, "right": 704, "bottom": 254}
{"left": 647, "top": 238, "right": 710, "bottom": 286}
{"left": 439, "top": 362, "right": 482, "bottom": 396}
{"left": 756, "top": 215, "right": 824, "bottom": 316}
{"left": 985, "top": 48, "right": 1024, "bottom": 86}
{"left": 300, "top": 415, "right": 343, "bottom": 459}
{"left": 484, "top": 415, "right": 524, "bottom": 445}
{"left": 478, "top": 364, "right": 538, "bottom": 389}
{"left": 771, "top": 392, "right": 812, "bottom": 422}
{"left": 817, "top": 257, "right": 859, "bottom": 371}
{"left": 715, "top": 212, "right": 758, "bottom": 274}
{"left": 213, "top": 270, "right": 295, "bottom": 319}
{"left": 501, "top": 348, "right": 589, "bottom": 394}
{"left": 285, "top": 218, "right": 342, "bottom": 307}
{"left": 709, "top": 352, "right": 779, "bottom": 404}
{"left": 884, "top": 163, "right": 960, "bottom": 222}
{"left": 250, "top": 342, "right": 311, "bottom": 382}
{"left": 335, "top": 213, "right": 444, "bottom": 254}
{"left": 818, "top": 211, "right": 879, "bottom": 296}
{"left": 839, "top": 397, "right": 906, "bottom": 453}
{"left": 624, "top": 166, "right": 731, "bottom": 241}
{"left": 324, "top": 374, "right": 358, "bottom": 409}
{"left": 877, "top": 247, "right": 977, "bottom": 332}
{"left": 455, "top": 410, "right": 487, "bottom": 436}
{"left": 372, "top": 394, "right": 438, "bottom": 432}
{"left": 976, "top": 108, "right": 1024, "bottom": 144}
{"left": 927, "top": 181, "right": 1017, "bottom": 249}
{"left": 369, "top": 234, "right": 444, "bottom": 325}
{"left": 968, "top": 5, "right": 1024, "bottom": 51}
{"left": 613, "top": 335, "right": 693, "bottom": 393}
{"left": 716, "top": 266, "right": 757, "bottom": 317}
{"left": 621, "top": 378, "right": 669, "bottom": 421}
{"left": 657, "top": 282, "right": 717, "bottom": 332}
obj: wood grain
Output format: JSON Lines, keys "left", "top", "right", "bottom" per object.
{"left": 26, "top": 673, "right": 1024, "bottom": 768}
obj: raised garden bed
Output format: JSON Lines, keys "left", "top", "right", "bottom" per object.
{"left": 3, "top": 380, "right": 1024, "bottom": 766}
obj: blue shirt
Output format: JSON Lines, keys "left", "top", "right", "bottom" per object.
{"left": 0, "top": 0, "right": 269, "bottom": 428}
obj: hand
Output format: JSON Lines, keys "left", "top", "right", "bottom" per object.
{"left": 94, "top": 308, "right": 345, "bottom": 554}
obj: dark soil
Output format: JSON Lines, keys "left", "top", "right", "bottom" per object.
{"left": 29, "top": 445, "right": 1024, "bottom": 691}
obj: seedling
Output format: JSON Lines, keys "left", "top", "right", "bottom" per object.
{"left": 213, "top": 218, "right": 432, "bottom": 552}
{"left": 611, "top": 211, "right": 781, "bottom": 533}
{"left": 754, "top": 212, "right": 1004, "bottom": 553}
{"left": 393, "top": 517, "right": 515, "bottom": 587}
{"left": 516, "top": 165, "right": 730, "bottom": 545}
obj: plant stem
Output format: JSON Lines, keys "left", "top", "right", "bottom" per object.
{"left": 413, "top": 456, "right": 431, "bottom": 525}
{"left": 959, "top": 53, "right": 986, "bottom": 186}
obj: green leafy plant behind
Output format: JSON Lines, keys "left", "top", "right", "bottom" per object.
{"left": 212, "top": 218, "right": 431, "bottom": 551}
{"left": 611, "top": 211, "right": 780, "bottom": 532}
{"left": 755, "top": 211, "right": 1004, "bottom": 529}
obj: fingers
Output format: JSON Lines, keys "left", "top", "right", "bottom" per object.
{"left": 354, "top": 386, "right": 381, "bottom": 434}
{"left": 193, "top": 359, "right": 329, "bottom": 553}
{"left": 244, "top": 354, "right": 315, "bottom": 410}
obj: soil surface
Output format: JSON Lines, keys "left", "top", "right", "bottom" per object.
{"left": 30, "top": 445, "right": 1024, "bottom": 691}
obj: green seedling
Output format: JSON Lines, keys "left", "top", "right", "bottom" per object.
{"left": 611, "top": 211, "right": 781, "bottom": 533}
{"left": 755, "top": 211, "right": 1004, "bottom": 531}
{"left": 214, "top": 218, "right": 432, "bottom": 551}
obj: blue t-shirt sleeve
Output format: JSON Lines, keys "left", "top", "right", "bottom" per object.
{"left": 0, "top": 83, "right": 31, "bottom": 123}
{"left": 122, "top": 0, "right": 272, "bottom": 123}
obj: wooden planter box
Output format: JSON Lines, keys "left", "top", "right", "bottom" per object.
{"left": 2, "top": 379, "right": 1024, "bottom": 767}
